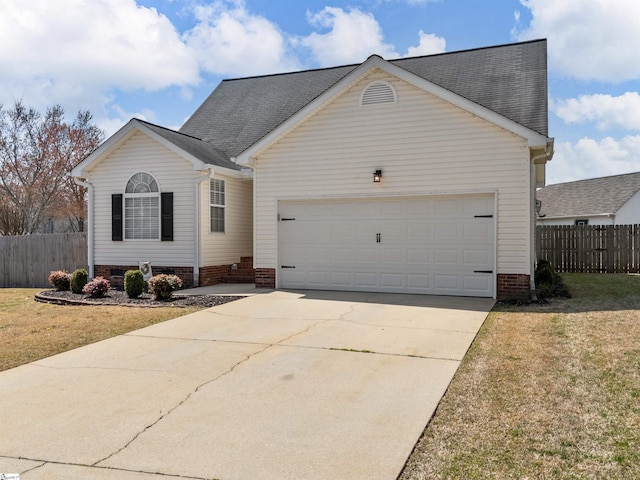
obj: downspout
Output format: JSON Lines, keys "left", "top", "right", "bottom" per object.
{"left": 72, "top": 176, "right": 94, "bottom": 279}
{"left": 530, "top": 140, "right": 555, "bottom": 295}
{"left": 193, "top": 167, "right": 214, "bottom": 286}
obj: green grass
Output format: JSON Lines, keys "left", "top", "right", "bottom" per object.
{"left": 401, "top": 273, "right": 640, "bottom": 480}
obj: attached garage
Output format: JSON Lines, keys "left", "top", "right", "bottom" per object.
{"left": 277, "top": 194, "right": 495, "bottom": 297}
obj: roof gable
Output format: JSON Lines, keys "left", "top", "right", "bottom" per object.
{"left": 71, "top": 119, "right": 241, "bottom": 178}
{"left": 537, "top": 172, "right": 640, "bottom": 218}
{"left": 235, "top": 53, "right": 550, "bottom": 164}
{"left": 180, "top": 39, "right": 549, "bottom": 159}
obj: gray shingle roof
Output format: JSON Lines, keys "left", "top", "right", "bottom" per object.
{"left": 139, "top": 119, "right": 241, "bottom": 171}
{"left": 180, "top": 39, "right": 548, "bottom": 159}
{"left": 536, "top": 172, "right": 640, "bottom": 218}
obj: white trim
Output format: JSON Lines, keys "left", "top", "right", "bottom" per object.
{"left": 209, "top": 177, "right": 226, "bottom": 233}
{"left": 70, "top": 119, "right": 249, "bottom": 179}
{"left": 237, "top": 55, "right": 550, "bottom": 165}
{"left": 123, "top": 171, "right": 161, "bottom": 241}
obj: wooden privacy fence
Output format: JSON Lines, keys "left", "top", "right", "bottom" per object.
{"left": 536, "top": 225, "right": 640, "bottom": 273}
{"left": 0, "top": 233, "right": 88, "bottom": 288}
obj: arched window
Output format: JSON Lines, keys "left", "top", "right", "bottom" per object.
{"left": 124, "top": 172, "right": 160, "bottom": 240}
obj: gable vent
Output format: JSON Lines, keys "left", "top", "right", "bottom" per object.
{"left": 360, "top": 81, "right": 397, "bottom": 106}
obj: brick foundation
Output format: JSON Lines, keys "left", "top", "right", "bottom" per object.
{"left": 94, "top": 265, "right": 194, "bottom": 289}
{"left": 497, "top": 274, "right": 531, "bottom": 301}
{"left": 199, "top": 264, "right": 232, "bottom": 286}
{"left": 255, "top": 268, "right": 276, "bottom": 288}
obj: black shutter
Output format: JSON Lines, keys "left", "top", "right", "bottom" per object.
{"left": 111, "top": 194, "right": 123, "bottom": 241}
{"left": 161, "top": 192, "right": 173, "bottom": 241}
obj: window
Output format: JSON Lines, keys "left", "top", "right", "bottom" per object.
{"left": 124, "top": 172, "right": 160, "bottom": 240}
{"left": 575, "top": 219, "right": 589, "bottom": 226}
{"left": 210, "top": 178, "right": 225, "bottom": 233}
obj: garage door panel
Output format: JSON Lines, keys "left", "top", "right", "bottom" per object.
{"left": 330, "top": 272, "right": 353, "bottom": 287}
{"left": 380, "top": 273, "right": 404, "bottom": 288}
{"left": 434, "top": 199, "right": 462, "bottom": 217}
{"left": 407, "top": 249, "right": 433, "bottom": 264}
{"left": 381, "top": 248, "right": 405, "bottom": 264}
{"left": 355, "top": 272, "right": 377, "bottom": 287}
{"left": 278, "top": 195, "right": 495, "bottom": 297}
{"left": 463, "top": 274, "right": 492, "bottom": 293}
{"left": 463, "top": 248, "right": 491, "bottom": 265}
{"left": 434, "top": 223, "right": 463, "bottom": 241}
{"left": 331, "top": 248, "right": 355, "bottom": 263}
{"left": 434, "top": 275, "right": 460, "bottom": 291}
{"left": 355, "top": 248, "right": 378, "bottom": 263}
{"left": 434, "top": 249, "right": 460, "bottom": 265}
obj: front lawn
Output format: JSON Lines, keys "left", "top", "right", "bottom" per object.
{"left": 401, "top": 273, "right": 640, "bottom": 479}
{"left": 0, "top": 289, "right": 206, "bottom": 371}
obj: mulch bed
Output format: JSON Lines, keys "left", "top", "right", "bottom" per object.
{"left": 36, "top": 289, "right": 244, "bottom": 308}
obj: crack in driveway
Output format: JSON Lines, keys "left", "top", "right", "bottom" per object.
{"left": 92, "top": 315, "right": 335, "bottom": 468}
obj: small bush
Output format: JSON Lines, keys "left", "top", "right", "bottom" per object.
{"left": 82, "top": 276, "right": 111, "bottom": 298}
{"left": 124, "top": 269, "right": 145, "bottom": 298}
{"left": 147, "top": 274, "right": 183, "bottom": 301}
{"left": 48, "top": 270, "right": 71, "bottom": 291}
{"left": 535, "top": 259, "right": 570, "bottom": 300}
{"left": 70, "top": 268, "right": 89, "bottom": 294}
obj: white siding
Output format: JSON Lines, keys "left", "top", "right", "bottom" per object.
{"left": 254, "top": 69, "right": 532, "bottom": 275}
{"left": 199, "top": 175, "right": 253, "bottom": 266}
{"left": 537, "top": 216, "right": 614, "bottom": 226}
{"left": 88, "top": 131, "right": 200, "bottom": 267}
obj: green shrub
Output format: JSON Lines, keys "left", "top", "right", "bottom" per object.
{"left": 124, "top": 270, "right": 145, "bottom": 298}
{"left": 535, "top": 263, "right": 555, "bottom": 286}
{"left": 535, "top": 260, "right": 570, "bottom": 300}
{"left": 48, "top": 270, "right": 71, "bottom": 291}
{"left": 70, "top": 268, "right": 89, "bottom": 294}
{"left": 147, "top": 274, "right": 183, "bottom": 301}
{"left": 82, "top": 276, "right": 111, "bottom": 298}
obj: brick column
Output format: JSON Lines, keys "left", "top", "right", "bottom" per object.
{"left": 255, "top": 268, "right": 276, "bottom": 288}
{"left": 497, "top": 274, "right": 530, "bottom": 301}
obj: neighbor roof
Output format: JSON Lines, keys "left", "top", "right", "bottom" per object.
{"left": 180, "top": 39, "right": 548, "bottom": 159}
{"left": 536, "top": 172, "right": 640, "bottom": 218}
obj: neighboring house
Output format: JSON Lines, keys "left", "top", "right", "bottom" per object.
{"left": 71, "top": 39, "right": 554, "bottom": 300}
{"left": 536, "top": 172, "right": 640, "bottom": 226}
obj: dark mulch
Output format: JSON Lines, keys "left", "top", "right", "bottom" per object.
{"left": 36, "top": 289, "right": 244, "bottom": 308}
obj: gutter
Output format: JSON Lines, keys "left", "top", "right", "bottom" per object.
{"left": 71, "top": 176, "right": 94, "bottom": 279}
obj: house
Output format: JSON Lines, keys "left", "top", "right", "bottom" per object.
{"left": 71, "top": 39, "right": 554, "bottom": 300}
{"left": 536, "top": 172, "right": 640, "bottom": 225}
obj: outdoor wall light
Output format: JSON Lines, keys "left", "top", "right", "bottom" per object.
{"left": 373, "top": 169, "right": 382, "bottom": 183}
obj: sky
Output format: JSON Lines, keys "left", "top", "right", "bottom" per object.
{"left": 1, "top": 0, "right": 639, "bottom": 185}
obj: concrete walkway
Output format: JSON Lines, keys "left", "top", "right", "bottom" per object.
{"left": 0, "top": 290, "right": 493, "bottom": 480}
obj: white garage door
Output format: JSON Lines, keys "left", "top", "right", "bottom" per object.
{"left": 278, "top": 195, "right": 495, "bottom": 297}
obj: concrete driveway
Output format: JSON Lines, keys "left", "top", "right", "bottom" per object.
{"left": 0, "top": 290, "right": 493, "bottom": 480}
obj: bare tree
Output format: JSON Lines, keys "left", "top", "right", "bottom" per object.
{"left": 0, "top": 101, "right": 104, "bottom": 234}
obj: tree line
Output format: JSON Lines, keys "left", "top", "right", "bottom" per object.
{"left": 0, "top": 101, "right": 104, "bottom": 235}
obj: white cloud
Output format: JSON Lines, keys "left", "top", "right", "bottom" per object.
{"left": 517, "top": 0, "right": 640, "bottom": 82}
{"left": 298, "top": 7, "right": 397, "bottom": 65}
{"left": 552, "top": 92, "right": 640, "bottom": 131}
{"left": 406, "top": 30, "right": 446, "bottom": 57}
{"left": 0, "top": 0, "right": 199, "bottom": 129}
{"left": 297, "top": 7, "right": 445, "bottom": 65}
{"left": 184, "top": 0, "right": 300, "bottom": 76}
{"left": 548, "top": 135, "right": 640, "bottom": 184}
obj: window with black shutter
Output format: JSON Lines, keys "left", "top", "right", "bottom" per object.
{"left": 111, "top": 194, "right": 123, "bottom": 241}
